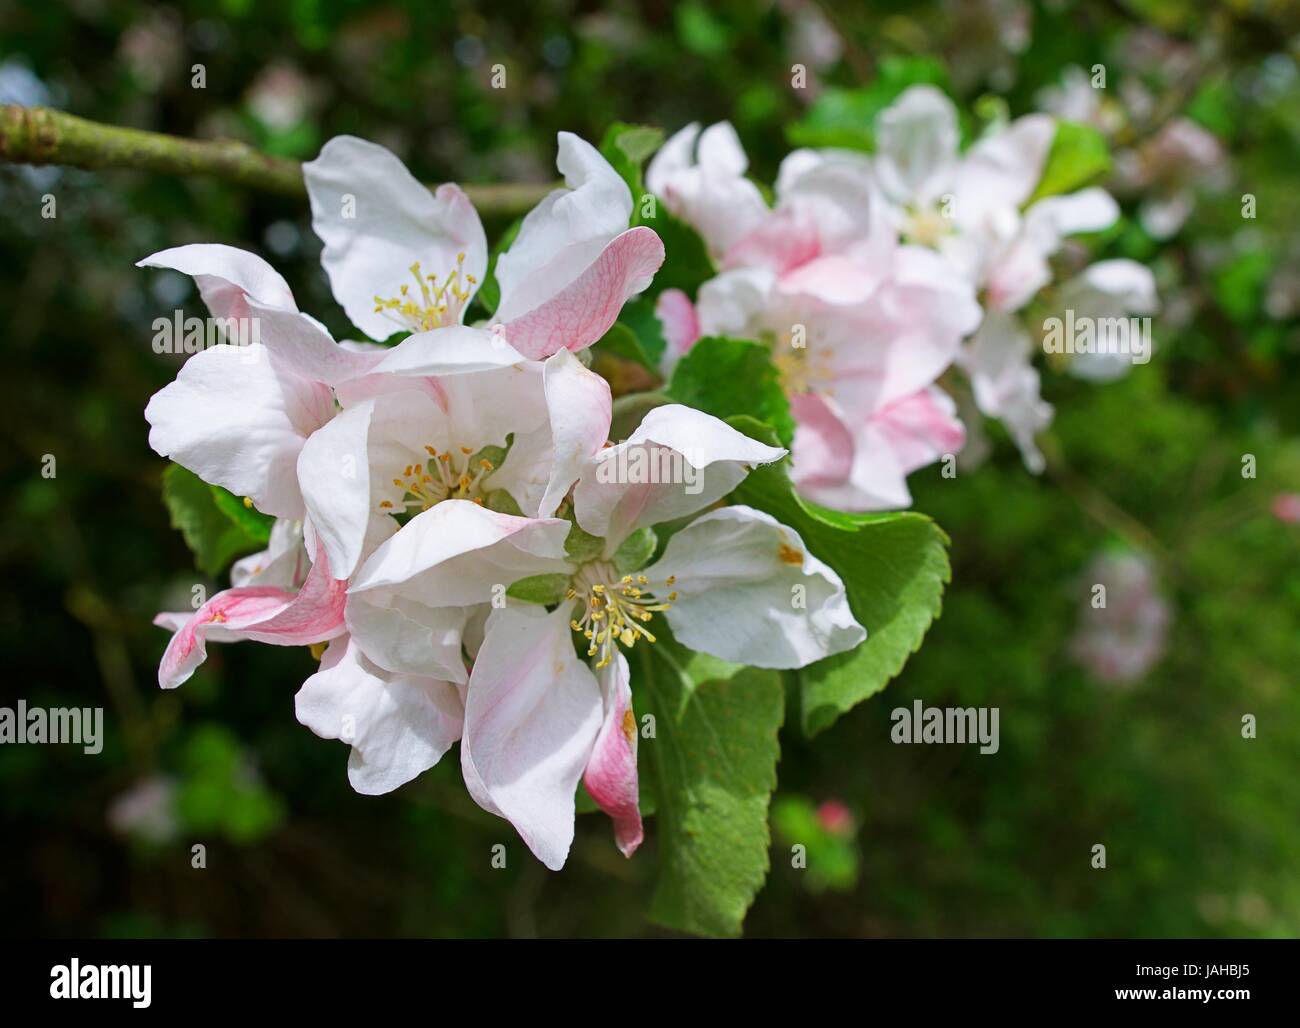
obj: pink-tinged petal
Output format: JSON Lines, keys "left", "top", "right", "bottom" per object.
{"left": 496, "top": 226, "right": 665, "bottom": 360}
{"left": 145, "top": 343, "right": 334, "bottom": 519}
{"left": 303, "top": 136, "right": 487, "bottom": 340}
{"left": 296, "top": 636, "right": 463, "bottom": 795}
{"left": 156, "top": 543, "right": 347, "bottom": 690}
{"left": 536, "top": 349, "right": 612, "bottom": 517}
{"left": 157, "top": 588, "right": 293, "bottom": 689}
{"left": 350, "top": 500, "right": 572, "bottom": 607}
{"left": 773, "top": 154, "right": 891, "bottom": 270}
{"left": 645, "top": 123, "right": 702, "bottom": 195}
{"left": 374, "top": 324, "right": 527, "bottom": 377}
{"left": 778, "top": 254, "right": 879, "bottom": 306}
{"left": 240, "top": 542, "right": 348, "bottom": 643}
{"left": 572, "top": 403, "right": 786, "bottom": 547}
{"left": 646, "top": 122, "right": 770, "bottom": 258}
{"left": 495, "top": 132, "right": 635, "bottom": 323}
{"left": 984, "top": 235, "right": 1052, "bottom": 313}
{"left": 582, "top": 654, "right": 642, "bottom": 857}
{"left": 137, "top": 243, "right": 297, "bottom": 321}
{"left": 790, "top": 391, "right": 855, "bottom": 487}
{"left": 873, "top": 386, "right": 966, "bottom": 476}
{"left": 646, "top": 505, "right": 865, "bottom": 668}
{"left": 460, "top": 605, "right": 604, "bottom": 870}
{"left": 725, "top": 207, "right": 822, "bottom": 276}
{"left": 654, "top": 288, "right": 702, "bottom": 367}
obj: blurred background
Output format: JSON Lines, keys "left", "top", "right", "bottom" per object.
{"left": 1, "top": 0, "right": 1297, "bottom": 938}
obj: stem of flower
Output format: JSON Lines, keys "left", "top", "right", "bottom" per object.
{"left": 0, "top": 104, "right": 555, "bottom": 218}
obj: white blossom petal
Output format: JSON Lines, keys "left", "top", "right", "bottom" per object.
{"left": 645, "top": 505, "right": 865, "bottom": 668}
{"left": 460, "top": 605, "right": 603, "bottom": 870}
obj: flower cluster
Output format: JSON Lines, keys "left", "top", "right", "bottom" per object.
{"left": 646, "top": 84, "right": 1157, "bottom": 506}
{"left": 144, "top": 132, "right": 865, "bottom": 869}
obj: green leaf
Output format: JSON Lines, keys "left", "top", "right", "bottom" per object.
{"left": 209, "top": 485, "right": 272, "bottom": 544}
{"left": 472, "top": 217, "right": 522, "bottom": 318}
{"left": 786, "top": 57, "right": 949, "bottom": 151}
{"left": 162, "top": 465, "right": 267, "bottom": 577}
{"left": 666, "top": 336, "right": 794, "bottom": 447}
{"left": 617, "top": 296, "right": 668, "bottom": 369}
{"left": 638, "top": 635, "right": 784, "bottom": 937}
{"left": 599, "top": 122, "right": 664, "bottom": 200}
{"left": 506, "top": 573, "right": 571, "bottom": 606}
{"left": 674, "top": 2, "right": 730, "bottom": 58}
{"left": 726, "top": 417, "right": 951, "bottom": 735}
{"left": 593, "top": 322, "right": 657, "bottom": 373}
{"left": 1027, "top": 121, "right": 1112, "bottom": 204}
{"left": 635, "top": 206, "right": 714, "bottom": 296}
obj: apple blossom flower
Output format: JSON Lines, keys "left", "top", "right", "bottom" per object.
{"left": 1069, "top": 551, "right": 1170, "bottom": 684}
{"left": 648, "top": 127, "right": 980, "bottom": 510}
{"left": 1053, "top": 258, "right": 1159, "bottom": 382}
{"left": 304, "top": 131, "right": 664, "bottom": 359}
{"left": 108, "top": 776, "right": 180, "bottom": 846}
{"left": 1271, "top": 493, "right": 1300, "bottom": 525}
{"left": 347, "top": 401, "right": 865, "bottom": 868}
{"left": 872, "top": 85, "right": 1120, "bottom": 314}
{"left": 645, "top": 121, "right": 770, "bottom": 260}
{"left": 140, "top": 243, "right": 384, "bottom": 519}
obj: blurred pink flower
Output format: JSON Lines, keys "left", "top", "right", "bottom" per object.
{"left": 1069, "top": 551, "right": 1171, "bottom": 685}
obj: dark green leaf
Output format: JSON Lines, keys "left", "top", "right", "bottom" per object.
{"left": 726, "top": 417, "right": 951, "bottom": 735}
{"left": 162, "top": 465, "right": 267, "bottom": 578}
{"left": 638, "top": 634, "right": 784, "bottom": 937}
{"left": 666, "top": 336, "right": 794, "bottom": 447}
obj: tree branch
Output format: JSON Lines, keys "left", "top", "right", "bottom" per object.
{"left": 0, "top": 105, "right": 555, "bottom": 218}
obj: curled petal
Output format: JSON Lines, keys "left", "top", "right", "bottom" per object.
{"left": 572, "top": 404, "right": 786, "bottom": 547}
{"left": 156, "top": 544, "right": 346, "bottom": 689}
{"left": 496, "top": 227, "right": 665, "bottom": 360}
{"left": 582, "top": 654, "right": 642, "bottom": 857}
{"left": 137, "top": 243, "right": 297, "bottom": 321}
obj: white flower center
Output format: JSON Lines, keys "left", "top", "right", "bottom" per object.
{"left": 567, "top": 562, "right": 678, "bottom": 669}
{"left": 772, "top": 335, "right": 835, "bottom": 397}
{"left": 372, "top": 254, "right": 476, "bottom": 333}
{"left": 903, "top": 204, "right": 952, "bottom": 248}
{"left": 378, "top": 445, "right": 497, "bottom": 514}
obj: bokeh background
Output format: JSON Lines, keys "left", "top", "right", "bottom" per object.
{"left": 1, "top": 0, "right": 1297, "bottom": 938}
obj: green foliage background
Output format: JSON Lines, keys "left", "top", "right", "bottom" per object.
{"left": 0, "top": 0, "right": 1297, "bottom": 937}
